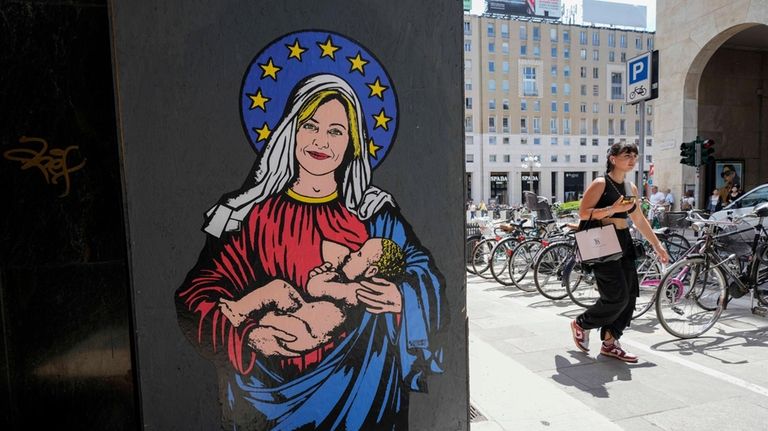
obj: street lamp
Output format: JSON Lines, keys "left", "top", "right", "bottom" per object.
{"left": 521, "top": 154, "right": 541, "bottom": 192}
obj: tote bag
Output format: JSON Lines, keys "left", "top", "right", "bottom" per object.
{"left": 575, "top": 218, "right": 623, "bottom": 264}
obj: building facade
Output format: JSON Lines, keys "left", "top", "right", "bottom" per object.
{"left": 464, "top": 14, "right": 656, "bottom": 205}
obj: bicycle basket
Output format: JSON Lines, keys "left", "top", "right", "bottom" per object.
{"left": 466, "top": 222, "right": 481, "bottom": 238}
{"left": 714, "top": 225, "right": 755, "bottom": 256}
{"left": 662, "top": 212, "right": 691, "bottom": 229}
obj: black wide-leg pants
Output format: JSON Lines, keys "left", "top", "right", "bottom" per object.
{"left": 576, "top": 229, "right": 639, "bottom": 341}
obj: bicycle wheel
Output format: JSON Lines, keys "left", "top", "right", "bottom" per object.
{"left": 564, "top": 258, "right": 599, "bottom": 308}
{"left": 466, "top": 236, "right": 481, "bottom": 274}
{"left": 663, "top": 233, "right": 691, "bottom": 262}
{"left": 755, "top": 258, "right": 768, "bottom": 307}
{"left": 634, "top": 254, "right": 663, "bottom": 319}
{"left": 533, "top": 241, "right": 571, "bottom": 300}
{"left": 655, "top": 256, "right": 725, "bottom": 339}
{"left": 471, "top": 238, "right": 497, "bottom": 279}
{"left": 508, "top": 239, "right": 542, "bottom": 293}
{"left": 490, "top": 237, "right": 518, "bottom": 286}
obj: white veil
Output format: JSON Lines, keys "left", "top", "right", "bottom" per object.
{"left": 203, "top": 74, "right": 394, "bottom": 237}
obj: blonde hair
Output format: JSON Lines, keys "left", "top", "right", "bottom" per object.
{"left": 296, "top": 90, "right": 362, "bottom": 158}
{"left": 372, "top": 238, "right": 405, "bottom": 279}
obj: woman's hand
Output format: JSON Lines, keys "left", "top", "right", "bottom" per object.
{"left": 653, "top": 242, "right": 670, "bottom": 264}
{"left": 609, "top": 196, "right": 635, "bottom": 215}
{"left": 357, "top": 277, "right": 402, "bottom": 314}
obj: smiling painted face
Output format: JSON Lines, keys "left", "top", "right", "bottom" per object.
{"left": 295, "top": 98, "right": 350, "bottom": 177}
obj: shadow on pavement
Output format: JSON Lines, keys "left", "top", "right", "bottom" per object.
{"left": 551, "top": 354, "right": 657, "bottom": 398}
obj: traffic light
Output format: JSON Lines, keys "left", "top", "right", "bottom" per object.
{"left": 680, "top": 141, "right": 696, "bottom": 166}
{"left": 700, "top": 139, "right": 715, "bottom": 165}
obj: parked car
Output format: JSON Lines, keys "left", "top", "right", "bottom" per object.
{"left": 710, "top": 183, "right": 768, "bottom": 226}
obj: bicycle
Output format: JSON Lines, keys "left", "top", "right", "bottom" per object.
{"left": 655, "top": 205, "right": 768, "bottom": 338}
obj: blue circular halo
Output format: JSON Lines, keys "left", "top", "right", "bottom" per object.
{"left": 240, "top": 30, "right": 398, "bottom": 169}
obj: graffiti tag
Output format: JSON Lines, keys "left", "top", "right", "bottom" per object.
{"left": 3, "top": 136, "right": 86, "bottom": 197}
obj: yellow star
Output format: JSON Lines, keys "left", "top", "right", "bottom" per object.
{"left": 347, "top": 52, "right": 368, "bottom": 75}
{"left": 372, "top": 109, "right": 392, "bottom": 131}
{"left": 246, "top": 89, "right": 270, "bottom": 111}
{"left": 317, "top": 36, "right": 340, "bottom": 60}
{"left": 286, "top": 39, "right": 306, "bottom": 61}
{"left": 367, "top": 78, "right": 388, "bottom": 99}
{"left": 254, "top": 123, "right": 271, "bottom": 142}
{"left": 259, "top": 58, "right": 281, "bottom": 80}
{"left": 368, "top": 138, "right": 382, "bottom": 158}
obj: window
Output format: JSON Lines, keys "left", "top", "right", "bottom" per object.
{"left": 592, "top": 32, "right": 599, "bottom": 46}
{"left": 503, "top": 154, "right": 511, "bottom": 163}
{"left": 501, "top": 23, "right": 509, "bottom": 38}
{"left": 608, "top": 119, "right": 614, "bottom": 135}
{"left": 464, "top": 40, "right": 471, "bottom": 52}
{"left": 580, "top": 66, "right": 586, "bottom": 78}
{"left": 593, "top": 67, "right": 599, "bottom": 79}
{"left": 579, "top": 31, "right": 587, "bottom": 45}
{"left": 609, "top": 51, "right": 615, "bottom": 62}
{"left": 502, "top": 117, "right": 510, "bottom": 133}
{"left": 645, "top": 154, "right": 652, "bottom": 163}
{"left": 551, "top": 65, "right": 558, "bottom": 77}
{"left": 551, "top": 46, "right": 557, "bottom": 58}
{"left": 620, "top": 104, "right": 626, "bottom": 114}
{"left": 465, "top": 116, "right": 473, "bottom": 132}
{"left": 580, "top": 119, "right": 587, "bottom": 135}
{"left": 580, "top": 85, "right": 587, "bottom": 96}
{"left": 592, "top": 102, "right": 599, "bottom": 113}
{"left": 646, "top": 138, "right": 652, "bottom": 147}
{"left": 647, "top": 38, "right": 654, "bottom": 50}
{"left": 466, "top": 153, "right": 474, "bottom": 163}
{"left": 533, "top": 137, "right": 541, "bottom": 145}
{"left": 563, "top": 118, "right": 571, "bottom": 133}
{"left": 563, "top": 102, "right": 570, "bottom": 113}
{"left": 489, "top": 136, "right": 497, "bottom": 145}
{"left": 550, "top": 118, "right": 558, "bottom": 133}
{"left": 580, "top": 48, "right": 587, "bottom": 60}
{"left": 523, "top": 67, "right": 538, "bottom": 96}
{"left": 563, "top": 46, "right": 570, "bottom": 59}
{"left": 463, "top": 21, "right": 471, "bottom": 35}
{"left": 563, "top": 30, "right": 570, "bottom": 43}
{"left": 502, "top": 61, "right": 510, "bottom": 73}
{"left": 489, "top": 154, "right": 496, "bottom": 162}
{"left": 502, "top": 42, "right": 509, "bottom": 54}
{"left": 551, "top": 83, "right": 557, "bottom": 95}
{"left": 647, "top": 120, "right": 653, "bottom": 135}
{"left": 489, "top": 98, "right": 496, "bottom": 109}
{"left": 565, "top": 154, "right": 571, "bottom": 162}
{"left": 551, "top": 101, "right": 557, "bottom": 112}
{"left": 465, "top": 79, "right": 472, "bottom": 91}
{"left": 521, "top": 137, "right": 528, "bottom": 145}
{"left": 592, "top": 155, "right": 599, "bottom": 163}
{"left": 647, "top": 105, "right": 653, "bottom": 115}
{"left": 551, "top": 154, "right": 558, "bottom": 162}
{"left": 608, "top": 33, "right": 615, "bottom": 47}
{"left": 608, "top": 103, "right": 615, "bottom": 114}
{"left": 564, "top": 65, "right": 570, "bottom": 78}
{"left": 608, "top": 138, "right": 614, "bottom": 146}
{"left": 533, "top": 44, "right": 540, "bottom": 57}
{"left": 580, "top": 155, "right": 587, "bottom": 163}
{"left": 487, "top": 23, "right": 495, "bottom": 37}
{"left": 533, "top": 100, "right": 540, "bottom": 112}
{"left": 634, "top": 120, "right": 640, "bottom": 135}
{"left": 620, "top": 119, "right": 626, "bottom": 135}
{"left": 519, "top": 25, "right": 527, "bottom": 40}
{"left": 564, "top": 137, "right": 571, "bottom": 146}
{"left": 580, "top": 137, "right": 587, "bottom": 146}
{"left": 521, "top": 99, "right": 527, "bottom": 111}
{"left": 520, "top": 117, "right": 528, "bottom": 133}
{"left": 503, "top": 137, "right": 510, "bottom": 145}
{"left": 564, "top": 83, "right": 571, "bottom": 96}
{"left": 579, "top": 103, "right": 587, "bottom": 113}
{"left": 533, "top": 117, "right": 541, "bottom": 133}
{"left": 502, "top": 99, "right": 510, "bottom": 110}
{"left": 635, "top": 37, "right": 642, "bottom": 50}
{"left": 465, "top": 135, "right": 473, "bottom": 146}
{"left": 520, "top": 45, "right": 527, "bottom": 56}
{"left": 465, "top": 59, "right": 471, "bottom": 70}
{"left": 502, "top": 80, "right": 510, "bottom": 92}
{"left": 488, "top": 80, "right": 496, "bottom": 91}
{"left": 488, "top": 117, "right": 496, "bottom": 132}
{"left": 620, "top": 34, "right": 627, "bottom": 48}
{"left": 488, "top": 61, "right": 495, "bottom": 72}
{"left": 592, "top": 49, "right": 599, "bottom": 61}
{"left": 593, "top": 85, "right": 599, "bottom": 96}
{"left": 533, "top": 26, "right": 540, "bottom": 41}
{"left": 610, "top": 72, "right": 623, "bottom": 100}
{"left": 592, "top": 119, "right": 599, "bottom": 135}
{"left": 550, "top": 28, "right": 557, "bottom": 42}
{"left": 620, "top": 52, "right": 626, "bottom": 62}
{"left": 488, "top": 42, "right": 495, "bottom": 52}
{"left": 465, "top": 97, "right": 472, "bottom": 109}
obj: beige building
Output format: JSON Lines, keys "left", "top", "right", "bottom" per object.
{"left": 464, "top": 14, "right": 656, "bottom": 206}
{"left": 654, "top": 0, "right": 768, "bottom": 208}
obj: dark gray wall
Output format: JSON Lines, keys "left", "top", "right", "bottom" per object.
{"left": 110, "top": 1, "right": 467, "bottom": 430}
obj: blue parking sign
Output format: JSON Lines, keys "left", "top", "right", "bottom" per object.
{"left": 629, "top": 56, "right": 648, "bottom": 84}
{"left": 626, "top": 51, "right": 653, "bottom": 103}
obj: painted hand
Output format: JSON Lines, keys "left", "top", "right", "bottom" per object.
{"left": 357, "top": 277, "right": 402, "bottom": 314}
{"left": 246, "top": 326, "right": 301, "bottom": 357}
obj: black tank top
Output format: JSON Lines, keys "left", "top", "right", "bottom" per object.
{"left": 595, "top": 175, "right": 636, "bottom": 219}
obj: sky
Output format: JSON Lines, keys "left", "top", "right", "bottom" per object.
{"left": 469, "top": 0, "right": 657, "bottom": 32}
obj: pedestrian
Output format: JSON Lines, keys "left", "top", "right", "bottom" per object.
{"left": 726, "top": 184, "right": 742, "bottom": 205}
{"left": 570, "top": 142, "right": 670, "bottom": 363}
{"left": 707, "top": 189, "right": 722, "bottom": 213}
{"left": 469, "top": 202, "right": 477, "bottom": 219}
{"left": 479, "top": 200, "right": 487, "bottom": 218}
{"left": 664, "top": 188, "right": 674, "bottom": 211}
{"left": 649, "top": 185, "right": 666, "bottom": 207}
{"left": 680, "top": 190, "right": 695, "bottom": 211}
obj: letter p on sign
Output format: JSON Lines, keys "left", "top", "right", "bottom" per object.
{"left": 632, "top": 61, "right": 644, "bottom": 81}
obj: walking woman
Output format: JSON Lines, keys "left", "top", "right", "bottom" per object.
{"left": 570, "top": 142, "right": 670, "bottom": 362}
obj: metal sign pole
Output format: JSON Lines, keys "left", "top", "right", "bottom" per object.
{"left": 638, "top": 99, "right": 646, "bottom": 198}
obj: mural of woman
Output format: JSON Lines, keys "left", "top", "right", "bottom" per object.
{"left": 175, "top": 72, "right": 447, "bottom": 430}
